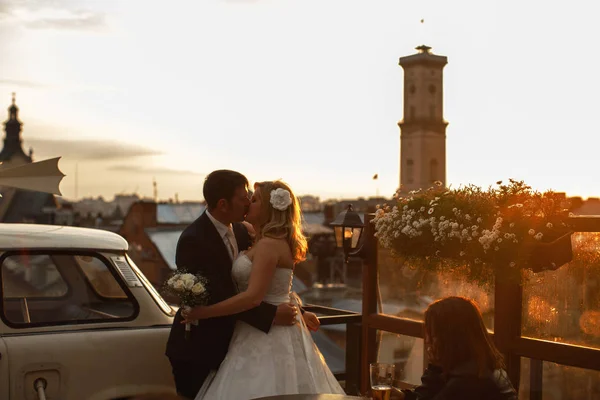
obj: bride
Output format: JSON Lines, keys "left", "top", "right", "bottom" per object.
{"left": 182, "top": 180, "right": 345, "bottom": 399}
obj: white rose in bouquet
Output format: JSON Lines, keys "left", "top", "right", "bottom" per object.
{"left": 180, "top": 273, "right": 195, "bottom": 281}
{"left": 180, "top": 273, "right": 195, "bottom": 290}
{"left": 191, "top": 282, "right": 206, "bottom": 295}
{"left": 172, "top": 280, "right": 185, "bottom": 292}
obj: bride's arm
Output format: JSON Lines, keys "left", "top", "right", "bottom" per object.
{"left": 182, "top": 239, "right": 278, "bottom": 321}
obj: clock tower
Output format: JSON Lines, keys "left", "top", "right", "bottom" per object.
{"left": 398, "top": 45, "right": 448, "bottom": 193}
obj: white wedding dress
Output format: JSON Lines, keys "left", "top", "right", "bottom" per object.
{"left": 195, "top": 253, "right": 345, "bottom": 400}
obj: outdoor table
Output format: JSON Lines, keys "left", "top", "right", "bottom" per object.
{"left": 251, "top": 395, "right": 367, "bottom": 400}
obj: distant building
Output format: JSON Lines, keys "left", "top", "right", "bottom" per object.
{"left": 114, "top": 194, "right": 142, "bottom": 216}
{"left": 326, "top": 197, "right": 389, "bottom": 217}
{"left": 298, "top": 195, "right": 322, "bottom": 212}
{"left": 68, "top": 193, "right": 148, "bottom": 231}
{"left": 398, "top": 45, "right": 448, "bottom": 193}
{"left": 74, "top": 196, "right": 120, "bottom": 221}
{"left": 0, "top": 94, "right": 58, "bottom": 223}
{"left": 572, "top": 197, "right": 600, "bottom": 215}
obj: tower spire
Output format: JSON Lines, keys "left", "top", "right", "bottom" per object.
{"left": 0, "top": 93, "right": 32, "bottom": 164}
{"left": 415, "top": 44, "right": 432, "bottom": 54}
{"left": 8, "top": 92, "right": 19, "bottom": 120}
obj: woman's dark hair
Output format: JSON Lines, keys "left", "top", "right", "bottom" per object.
{"left": 424, "top": 296, "right": 505, "bottom": 377}
{"left": 203, "top": 169, "right": 249, "bottom": 210}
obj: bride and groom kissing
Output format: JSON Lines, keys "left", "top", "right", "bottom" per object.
{"left": 165, "top": 170, "right": 345, "bottom": 399}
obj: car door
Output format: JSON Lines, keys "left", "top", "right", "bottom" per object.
{"left": 0, "top": 336, "right": 8, "bottom": 399}
{"left": 0, "top": 250, "right": 175, "bottom": 400}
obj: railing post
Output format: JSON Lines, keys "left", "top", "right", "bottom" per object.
{"left": 530, "top": 358, "right": 543, "bottom": 400}
{"left": 494, "top": 273, "right": 523, "bottom": 391}
{"left": 361, "top": 213, "right": 378, "bottom": 394}
{"left": 345, "top": 322, "right": 363, "bottom": 395}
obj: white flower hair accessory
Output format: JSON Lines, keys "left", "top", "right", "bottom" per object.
{"left": 270, "top": 188, "right": 293, "bottom": 211}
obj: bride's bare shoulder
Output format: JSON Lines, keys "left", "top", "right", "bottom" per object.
{"left": 255, "top": 237, "right": 285, "bottom": 247}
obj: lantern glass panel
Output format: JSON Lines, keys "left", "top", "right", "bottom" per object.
{"left": 334, "top": 226, "right": 343, "bottom": 248}
{"left": 351, "top": 227, "right": 363, "bottom": 249}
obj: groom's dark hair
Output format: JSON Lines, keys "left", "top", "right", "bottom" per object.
{"left": 203, "top": 169, "right": 249, "bottom": 210}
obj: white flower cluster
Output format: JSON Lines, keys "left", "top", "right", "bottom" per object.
{"left": 373, "top": 180, "right": 572, "bottom": 283}
{"left": 373, "top": 201, "right": 482, "bottom": 251}
{"left": 373, "top": 206, "right": 401, "bottom": 249}
{"left": 372, "top": 183, "right": 565, "bottom": 273}
{"left": 167, "top": 273, "right": 206, "bottom": 295}
{"left": 373, "top": 200, "right": 527, "bottom": 264}
{"left": 478, "top": 217, "right": 515, "bottom": 252}
{"left": 429, "top": 207, "right": 479, "bottom": 245}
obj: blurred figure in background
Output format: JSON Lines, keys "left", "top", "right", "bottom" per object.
{"left": 400, "top": 296, "right": 518, "bottom": 400}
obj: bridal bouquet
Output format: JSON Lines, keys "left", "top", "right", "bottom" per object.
{"left": 163, "top": 271, "right": 209, "bottom": 340}
{"left": 372, "top": 179, "right": 573, "bottom": 286}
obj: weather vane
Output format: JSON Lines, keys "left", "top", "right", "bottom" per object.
{"left": 417, "top": 17, "right": 431, "bottom": 52}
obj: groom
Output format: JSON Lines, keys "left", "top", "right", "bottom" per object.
{"left": 165, "top": 170, "right": 299, "bottom": 399}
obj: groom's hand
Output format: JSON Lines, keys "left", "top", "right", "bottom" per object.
{"left": 273, "top": 303, "right": 298, "bottom": 326}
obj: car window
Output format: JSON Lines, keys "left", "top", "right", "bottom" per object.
{"left": 75, "top": 255, "right": 127, "bottom": 299}
{"left": 1, "top": 252, "right": 138, "bottom": 328}
{"left": 126, "top": 254, "right": 174, "bottom": 316}
{"left": 1, "top": 254, "right": 68, "bottom": 298}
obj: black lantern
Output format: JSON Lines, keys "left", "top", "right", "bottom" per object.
{"left": 330, "top": 204, "right": 364, "bottom": 259}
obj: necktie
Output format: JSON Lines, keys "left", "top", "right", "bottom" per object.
{"left": 225, "top": 228, "right": 238, "bottom": 260}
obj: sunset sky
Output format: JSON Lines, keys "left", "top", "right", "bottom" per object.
{"left": 1, "top": 0, "right": 599, "bottom": 202}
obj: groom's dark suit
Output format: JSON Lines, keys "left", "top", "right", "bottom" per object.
{"left": 165, "top": 212, "right": 277, "bottom": 399}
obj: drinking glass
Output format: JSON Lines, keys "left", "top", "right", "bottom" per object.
{"left": 370, "top": 362, "right": 395, "bottom": 400}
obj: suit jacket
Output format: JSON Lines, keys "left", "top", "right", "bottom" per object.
{"left": 165, "top": 212, "right": 277, "bottom": 367}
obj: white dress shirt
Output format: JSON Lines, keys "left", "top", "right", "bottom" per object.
{"left": 206, "top": 210, "right": 239, "bottom": 260}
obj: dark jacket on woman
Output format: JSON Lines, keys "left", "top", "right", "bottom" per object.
{"left": 402, "top": 363, "right": 518, "bottom": 400}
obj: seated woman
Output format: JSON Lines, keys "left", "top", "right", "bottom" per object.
{"left": 400, "top": 296, "right": 518, "bottom": 400}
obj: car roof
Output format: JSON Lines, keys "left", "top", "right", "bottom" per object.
{"left": 0, "top": 224, "right": 128, "bottom": 251}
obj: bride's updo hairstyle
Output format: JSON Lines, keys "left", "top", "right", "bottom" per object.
{"left": 253, "top": 180, "right": 308, "bottom": 264}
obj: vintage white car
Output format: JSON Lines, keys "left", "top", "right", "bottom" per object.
{"left": 0, "top": 223, "right": 176, "bottom": 400}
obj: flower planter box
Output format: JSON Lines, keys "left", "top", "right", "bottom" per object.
{"left": 525, "top": 231, "right": 574, "bottom": 273}
{"left": 372, "top": 180, "right": 576, "bottom": 286}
